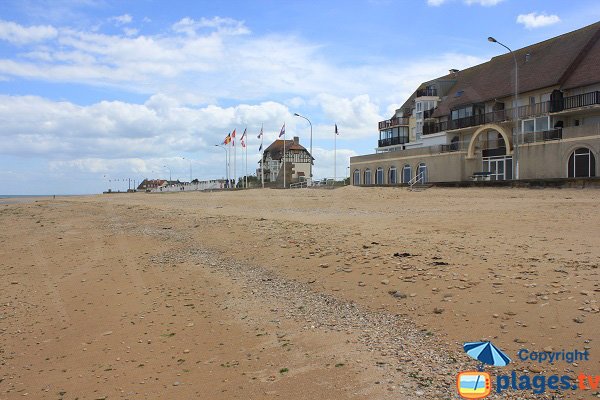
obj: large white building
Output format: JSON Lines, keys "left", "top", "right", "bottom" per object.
{"left": 351, "top": 22, "right": 600, "bottom": 185}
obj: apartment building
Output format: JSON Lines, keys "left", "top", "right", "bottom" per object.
{"left": 350, "top": 21, "right": 600, "bottom": 185}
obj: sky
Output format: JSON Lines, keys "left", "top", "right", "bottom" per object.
{"left": 0, "top": 0, "right": 599, "bottom": 194}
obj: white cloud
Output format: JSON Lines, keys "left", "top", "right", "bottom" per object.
{"left": 315, "top": 94, "right": 382, "bottom": 139}
{"left": 0, "top": 94, "right": 293, "bottom": 160}
{"left": 123, "top": 27, "right": 139, "bottom": 37}
{"left": 516, "top": 12, "right": 561, "bottom": 29}
{"left": 172, "top": 16, "right": 249, "bottom": 36}
{"left": 110, "top": 14, "right": 133, "bottom": 26}
{"left": 0, "top": 20, "right": 57, "bottom": 44}
{"left": 312, "top": 148, "right": 358, "bottom": 179}
{"left": 427, "top": 0, "right": 447, "bottom": 6}
{"left": 464, "top": 0, "right": 504, "bottom": 5}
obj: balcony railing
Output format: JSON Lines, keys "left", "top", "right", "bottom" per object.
{"left": 416, "top": 88, "right": 437, "bottom": 97}
{"left": 378, "top": 117, "right": 410, "bottom": 130}
{"left": 378, "top": 136, "right": 409, "bottom": 148}
{"left": 423, "top": 109, "right": 436, "bottom": 119}
{"left": 562, "top": 91, "right": 600, "bottom": 111}
{"left": 396, "top": 91, "right": 600, "bottom": 138}
{"left": 520, "top": 129, "right": 562, "bottom": 144}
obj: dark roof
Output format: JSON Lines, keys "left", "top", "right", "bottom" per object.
{"left": 406, "top": 21, "right": 600, "bottom": 118}
{"left": 264, "top": 139, "right": 311, "bottom": 160}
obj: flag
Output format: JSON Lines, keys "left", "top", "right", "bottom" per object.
{"left": 257, "top": 126, "right": 263, "bottom": 139}
{"left": 240, "top": 128, "right": 247, "bottom": 148}
{"left": 335, "top": 124, "right": 339, "bottom": 135}
{"left": 223, "top": 133, "right": 231, "bottom": 145}
{"left": 278, "top": 123, "right": 285, "bottom": 138}
{"left": 231, "top": 128, "right": 236, "bottom": 146}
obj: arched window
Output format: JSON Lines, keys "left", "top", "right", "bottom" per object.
{"left": 353, "top": 169, "right": 360, "bottom": 185}
{"left": 376, "top": 167, "right": 384, "bottom": 184}
{"left": 568, "top": 148, "right": 596, "bottom": 177}
{"left": 364, "top": 169, "right": 372, "bottom": 185}
{"left": 402, "top": 165, "right": 412, "bottom": 183}
{"left": 417, "top": 163, "right": 428, "bottom": 183}
{"left": 389, "top": 166, "right": 397, "bottom": 184}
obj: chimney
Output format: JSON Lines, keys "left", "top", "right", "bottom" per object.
{"left": 293, "top": 136, "right": 299, "bottom": 144}
{"left": 449, "top": 68, "right": 459, "bottom": 76}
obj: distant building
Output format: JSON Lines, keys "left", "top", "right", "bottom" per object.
{"left": 137, "top": 179, "right": 168, "bottom": 191}
{"left": 258, "top": 136, "right": 313, "bottom": 183}
{"left": 139, "top": 178, "right": 229, "bottom": 192}
{"left": 351, "top": 21, "right": 600, "bottom": 184}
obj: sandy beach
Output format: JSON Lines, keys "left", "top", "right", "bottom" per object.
{"left": 1, "top": 187, "right": 598, "bottom": 399}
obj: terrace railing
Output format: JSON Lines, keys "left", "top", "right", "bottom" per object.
{"left": 378, "top": 136, "right": 409, "bottom": 147}
{"left": 378, "top": 117, "right": 410, "bottom": 130}
{"left": 562, "top": 91, "right": 600, "bottom": 110}
{"left": 416, "top": 88, "right": 438, "bottom": 97}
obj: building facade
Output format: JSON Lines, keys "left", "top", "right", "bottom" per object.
{"left": 351, "top": 22, "right": 600, "bottom": 185}
{"left": 257, "top": 136, "right": 313, "bottom": 184}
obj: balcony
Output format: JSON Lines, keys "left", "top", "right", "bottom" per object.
{"left": 378, "top": 136, "right": 409, "bottom": 148}
{"left": 423, "top": 109, "right": 436, "bottom": 119}
{"left": 378, "top": 117, "right": 410, "bottom": 130}
{"left": 520, "top": 129, "right": 562, "bottom": 144}
{"left": 561, "top": 91, "right": 600, "bottom": 111}
{"left": 407, "top": 91, "right": 600, "bottom": 136}
{"left": 416, "top": 88, "right": 437, "bottom": 97}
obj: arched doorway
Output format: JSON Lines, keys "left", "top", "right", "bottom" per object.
{"left": 568, "top": 148, "right": 596, "bottom": 177}
{"left": 469, "top": 124, "right": 513, "bottom": 180}
{"left": 402, "top": 164, "right": 412, "bottom": 183}
{"left": 376, "top": 167, "right": 384, "bottom": 184}
{"left": 389, "top": 166, "right": 397, "bottom": 184}
{"left": 353, "top": 169, "right": 360, "bottom": 185}
{"left": 417, "top": 163, "right": 428, "bottom": 183}
{"left": 364, "top": 169, "right": 372, "bottom": 185}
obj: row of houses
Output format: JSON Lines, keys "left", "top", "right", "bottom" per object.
{"left": 350, "top": 21, "right": 600, "bottom": 185}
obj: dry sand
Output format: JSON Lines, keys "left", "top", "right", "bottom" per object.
{"left": 1, "top": 187, "right": 598, "bottom": 399}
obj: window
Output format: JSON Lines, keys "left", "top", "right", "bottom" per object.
{"left": 522, "top": 116, "right": 550, "bottom": 133}
{"left": 568, "top": 148, "right": 596, "bottom": 178}
{"left": 389, "top": 166, "right": 397, "bottom": 184}
{"left": 376, "top": 167, "right": 384, "bottom": 184}
{"left": 353, "top": 169, "right": 360, "bottom": 185}
{"left": 364, "top": 169, "right": 372, "bottom": 185}
{"left": 417, "top": 163, "right": 428, "bottom": 183}
{"left": 402, "top": 165, "right": 412, "bottom": 183}
{"left": 451, "top": 105, "right": 474, "bottom": 120}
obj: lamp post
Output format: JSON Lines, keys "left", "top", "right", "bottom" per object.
{"left": 215, "top": 144, "right": 229, "bottom": 188}
{"left": 163, "top": 165, "right": 172, "bottom": 182}
{"left": 182, "top": 157, "right": 192, "bottom": 182}
{"left": 488, "top": 36, "right": 519, "bottom": 180}
{"left": 294, "top": 113, "right": 313, "bottom": 180}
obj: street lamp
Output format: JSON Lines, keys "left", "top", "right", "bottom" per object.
{"left": 294, "top": 113, "right": 313, "bottom": 180}
{"left": 488, "top": 36, "right": 519, "bottom": 180}
{"left": 182, "top": 157, "right": 192, "bottom": 182}
{"left": 163, "top": 165, "right": 172, "bottom": 182}
{"left": 214, "top": 144, "right": 229, "bottom": 188}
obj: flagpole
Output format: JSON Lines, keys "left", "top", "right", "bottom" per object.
{"left": 334, "top": 125, "right": 337, "bottom": 183}
{"left": 234, "top": 131, "right": 237, "bottom": 189}
{"left": 261, "top": 124, "right": 264, "bottom": 189}
{"left": 283, "top": 123, "right": 286, "bottom": 189}
{"left": 245, "top": 130, "right": 248, "bottom": 188}
{"left": 228, "top": 139, "right": 231, "bottom": 189}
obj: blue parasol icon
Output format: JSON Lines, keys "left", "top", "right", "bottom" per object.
{"left": 463, "top": 341, "right": 511, "bottom": 370}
